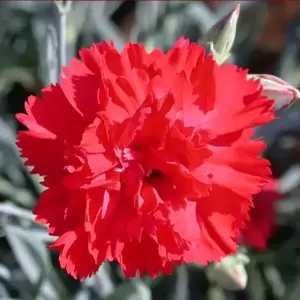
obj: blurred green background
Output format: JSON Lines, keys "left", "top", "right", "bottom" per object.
{"left": 1, "top": 2, "right": 300, "bottom": 300}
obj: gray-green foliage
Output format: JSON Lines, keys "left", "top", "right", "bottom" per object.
{"left": 1, "top": 2, "right": 300, "bottom": 300}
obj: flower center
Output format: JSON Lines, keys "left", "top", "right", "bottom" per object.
{"left": 145, "top": 169, "right": 163, "bottom": 183}
{"left": 117, "top": 146, "right": 163, "bottom": 183}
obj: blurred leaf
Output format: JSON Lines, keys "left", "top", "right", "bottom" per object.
{"left": 0, "top": 282, "right": 10, "bottom": 298}
{"left": 0, "top": 67, "right": 36, "bottom": 90}
{"left": 75, "top": 288, "right": 91, "bottom": 300}
{"left": 130, "top": 2, "right": 167, "bottom": 42}
{"left": 263, "top": 265, "right": 285, "bottom": 300}
{"left": 65, "top": 1, "right": 89, "bottom": 61}
{"left": 92, "top": 263, "right": 116, "bottom": 298}
{"left": 0, "top": 116, "right": 39, "bottom": 204}
{"left": 89, "top": 1, "right": 125, "bottom": 51}
{"left": 206, "top": 286, "right": 226, "bottom": 300}
{"left": 104, "top": 1, "right": 123, "bottom": 16}
{"left": 279, "top": 12, "right": 300, "bottom": 88}
{"left": 0, "top": 1, "right": 51, "bottom": 13}
{"left": 150, "top": 272, "right": 179, "bottom": 300}
{"left": 170, "top": 266, "right": 189, "bottom": 300}
{"left": 106, "top": 279, "right": 151, "bottom": 300}
{"left": 278, "top": 165, "right": 300, "bottom": 193}
{"left": 246, "top": 264, "right": 265, "bottom": 300}
{"left": 0, "top": 177, "right": 35, "bottom": 206}
{"left": 4, "top": 225, "right": 68, "bottom": 300}
{"left": 183, "top": 2, "right": 216, "bottom": 32}
{"left": 137, "top": 2, "right": 211, "bottom": 51}
{"left": 276, "top": 197, "right": 300, "bottom": 217}
{"left": 0, "top": 8, "right": 39, "bottom": 70}
{"left": 0, "top": 263, "right": 11, "bottom": 281}
{"left": 75, "top": 264, "right": 116, "bottom": 300}
{"left": 286, "top": 273, "right": 300, "bottom": 300}
{"left": 0, "top": 203, "right": 34, "bottom": 221}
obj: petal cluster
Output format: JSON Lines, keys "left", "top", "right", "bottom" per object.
{"left": 16, "top": 38, "right": 275, "bottom": 279}
{"left": 242, "top": 179, "right": 283, "bottom": 250}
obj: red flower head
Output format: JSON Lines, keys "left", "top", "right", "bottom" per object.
{"left": 16, "top": 38, "right": 275, "bottom": 280}
{"left": 242, "top": 179, "right": 283, "bottom": 250}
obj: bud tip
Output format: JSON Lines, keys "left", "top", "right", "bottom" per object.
{"left": 234, "top": 4, "right": 240, "bottom": 17}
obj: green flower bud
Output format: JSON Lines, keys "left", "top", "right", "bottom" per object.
{"left": 202, "top": 5, "right": 240, "bottom": 65}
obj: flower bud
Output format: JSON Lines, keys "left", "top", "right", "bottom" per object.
{"left": 248, "top": 74, "right": 300, "bottom": 112}
{"left": 206, "top": 253, "right": 249, "bottom": 291}
{"left": 202, "top": 5, "right": 240, "bottom": 65}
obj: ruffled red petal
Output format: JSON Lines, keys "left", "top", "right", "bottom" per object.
{"left": 17, "top": 38, "right": 275, "bottom": 279}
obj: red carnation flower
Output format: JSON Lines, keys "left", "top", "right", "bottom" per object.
{"left": 242, "top": 179, "right": 283, "bottom": 250}
{"left": 16, "top": 38, "right": 275, "bottom": 280}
